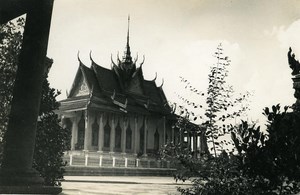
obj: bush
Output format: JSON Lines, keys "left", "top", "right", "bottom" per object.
{"left": 32, "top": 79, "right": 71, "bottom": 186}
{"left": 163, "top": 105, "right": 300, "bottom": 194}
{"left": 33, "top": 112, "right": 71, "bottom": 186}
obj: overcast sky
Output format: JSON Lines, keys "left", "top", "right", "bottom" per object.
{"left": 47, "top": 0, "right": 300, "bottom": 126}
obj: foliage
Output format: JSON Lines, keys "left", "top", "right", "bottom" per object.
{"left": 160, "top": 141, "right": 198, "bottom": 182}
{"left": 33, "top": 78, "right": 71, "bottom": 186}
{"left": 168, "top": 110, "right": 300, "bottom": 194}
{"left": 0, "top": 17, "right": 71, "bottom": 186}
{"left": 161, "top": 44, "right": 251, "bottom": 194}
{"left": 0, "top": 18, "right": 24, "bottom": 157}
{"left": 262, "top": 105, "right": 300, "bottom": 193}
{"left": 230, "top": 105, "right": 300, "bottom": 194}
{"left": 177, "top": 152, "right": 268, "bottom": 195}
{"left": 164, "top": 44, "right": 300, "bottom": 194}
{"left": 176, "top": 43, "right": 251, "bottom": 156}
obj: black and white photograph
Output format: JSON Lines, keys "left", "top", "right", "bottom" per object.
{"left": 1, "top": 0, "right": 300, "bottom": 194}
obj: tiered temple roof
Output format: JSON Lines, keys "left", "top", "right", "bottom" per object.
{"left": 60, "top": 18, "right": 171, "bottom": 116}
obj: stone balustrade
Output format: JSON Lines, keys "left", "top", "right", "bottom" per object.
{"left": 63, "top": 151, "right": 173, "bottom": 169}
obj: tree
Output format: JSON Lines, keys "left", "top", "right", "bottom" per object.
{"left": 0, "top": 18, "right": 24, "bottom": 158}
{"left": 230, "top": 105, "right": 300, "bottom": 195}
{"left": 176, "top": 43, "right": 251, "bottom": 156}
{"left": 33, "top": 76, "right": 71, "bottom": 186}
{"left": 0, "top": 17, "right": 71, "bottom": 186}
{"left": 162, "top": 44, "right": 253, "bottom": 194}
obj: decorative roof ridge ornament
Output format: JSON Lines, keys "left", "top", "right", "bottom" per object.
{"left": 172, "top": 102, "right": 177, "bottom": 114}
{"left": 125, "top": 98, "right": 128, "bottom": 108}
{"left": 89, "top": 50, "right": 94, "bottom": 63}
{"left": 117, "top": 51, "right": 122, "bottom": 64}
{"left": 89, "top": 85, "right": 94, "bottom": 97}
{"left": 134, "top": 53, "right": 138, "bottom": 63}
{"left": 144, "top": 99, "right": 150, "bottom": 109}
{"left": 139, "top": 55, "right": 145, "bottom": 68}
{"left": 158, "top": 78, "right": 164, "bottom": 88}
{"left": 111, "top": 53, "right": 117, "bottom": 67}
{"left": 151, "top": 72, "right": 157, "bottom": 81}
{"left": 111, "top": 89, "right": 116, "bottom": 100}
{"left": 288, "top": 47, "right": 300, "bottom": 76}
{"left": 77, "top": 50, "right": 81, "bottom": 63}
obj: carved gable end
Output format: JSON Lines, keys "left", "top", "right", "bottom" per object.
{"left": 73, "top": 76, "right": 90, "bottom": 97}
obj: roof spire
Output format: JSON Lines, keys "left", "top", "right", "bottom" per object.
{"left": 127, "top": 15, "right": 130, "bottom": 48}
{"left": 123, "top": 15, "right": 132, "bottom": 64}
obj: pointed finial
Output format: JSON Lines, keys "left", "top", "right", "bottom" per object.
{"left": 140, "top": 55, "right": 145, "bottom": 67}
{"left": 159, "top": 78, "right": 164, "bottom": 88}
{"left": 111, "top": 54, "right": 116, "bottom": 65}
{"left": 117, "top": 51, "right": 121, "bottom": 63}
{"left": 152, "top": 72, "right": 157, "bottom": 81}
{"left": 134, "top": 53, "right": 138, "bottom": 64}
{"left": 77, "top": 51, "right": 82, "bottom": 63}
{"left": 125, "top": 98, "right": 128, "bottom": 108}
{"left": 127, "top": 15, "right": 130, "bottom": 44}
{"left": 111, "top": 89, "right": 116, "bottom": 100}
{"left": 89, "top": 50, "right": 94, "bottom": 62}
{"left": 123, "top": 15, "right": 132, "bottom": 64}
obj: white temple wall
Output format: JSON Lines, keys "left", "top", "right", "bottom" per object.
{"left": 63, "top": 109, "right": 173, "bottom": 156}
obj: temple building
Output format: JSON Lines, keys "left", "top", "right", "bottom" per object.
{"left": 58, "top": 18, "right": 176, "bottom": 158}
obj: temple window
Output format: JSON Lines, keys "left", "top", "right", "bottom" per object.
{"left": 91, "top": 117, "right": 99, "bottom": 146}
{"left": 139, "top": 123, "right": 144, "bottom": 153}
{"left": 64, "top": 118, "right": 72, "bottom": 131}
{"left": 115, "top": 121, "right": 122, "bottom": 151}
{"left": 104, "top": 117, "right": 111, "bottom": 148}
{"left": 76, "top": 113, "right": 85, "bottom": 150}
{"left": 154, "top": 128, "right": 159, "bottom": 151}
{"left": 126, "top": 124, "right": 132, "bottom": 150}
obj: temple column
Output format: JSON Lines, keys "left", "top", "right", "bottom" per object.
{"left": 110, "top": 114, "right": 115, "bottom": 153}
{"left": 0, "top": 0, "right": 62, "bottom": 193}
{"left": 143, "top": 116, "right": 147, "bottom": 157}
{"left": 70, "top": 116, "right": 79, "bottom": 150}
{"left": 187, "top": 133, "right": 191, "bottom": 150}
{"left": 193, "top": 132, "right": 197, "bottom": 158}
{"left": 98, "top": 113, "right": 104, "bottom": 152}
{"left": 133, "top": 115, "right": 139, "bottom": 155}
{"left": 61, "top": 116, "right": 66, "bottom": 128}
{"left": 83, "top": 110, "right": 91, "bottom": 151}
{"left": 121, "top": 116, "right": 127, "bottom": 154}
{"left": 179, "top": 129, "right": 183, "bottom": 144}
{"left": 163, "top": 116, "right": 166, "bottom": 145}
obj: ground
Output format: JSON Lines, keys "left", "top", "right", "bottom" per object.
{"left": 60, "top": 176, "right": 190, "bottom": 195}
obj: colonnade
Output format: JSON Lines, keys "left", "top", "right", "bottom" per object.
{"left": 183, "top": 130, "right": 207, "bottom": 156}
{"left": 62, "top": 110, "right": 169, "bottom": 156}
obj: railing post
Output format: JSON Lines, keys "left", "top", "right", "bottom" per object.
{"left": 85, "top": 154, "right": 88, "bottom": 166}
{"left": 112, "top": 157, "right": 115, "bottom": 167}
{"left": 125, "top": 158, "right": 128, "bottom": 168}
{"left": 157, "top": 160, "right": 161, "bottom": 168}
{"left": 69, "top": 154, "right": 73, "bottom": 166}
{"left": 99, "top": 155, "right": 102, "bottom": 167}
{"left": 136, "top": 159, "right": 139, "bottom": 167}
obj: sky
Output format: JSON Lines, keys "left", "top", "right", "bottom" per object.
{"left": 47, "top": 0, "right": 300, "bottom": 127}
